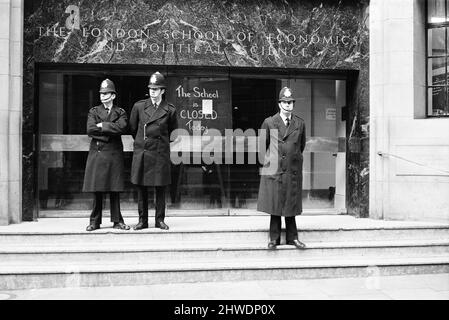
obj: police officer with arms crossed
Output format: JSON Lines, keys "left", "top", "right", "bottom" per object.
{"left": 130, "top": 72, "right": 178, "bottom": 230}
{"left": 83, "top": 79, "right": 130, "bottom": 231}
{"left": 257, "top": 87, "right": 307, "bottom": 250}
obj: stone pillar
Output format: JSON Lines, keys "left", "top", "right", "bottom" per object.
{"left": 369, "top": 0, "right": 388, "bottom": 220}
{"left": 0, "top": 0, "right": 23, "bottom": 225}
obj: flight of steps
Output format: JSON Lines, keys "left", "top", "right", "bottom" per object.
{"left": 0, "top": 215, "right": 448, "bottom": 290}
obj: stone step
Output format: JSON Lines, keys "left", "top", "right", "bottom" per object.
{"left": 1, "top": 226, "right": 448, "bottom": 244}
{"left": 0, "top": 256, "right": 448, "bottom": 290}
{"left": 1, "top": 217, "right": 448, "bottom": 290}
{"left": 0, "top": 240, "right": 448, "bottom": 264}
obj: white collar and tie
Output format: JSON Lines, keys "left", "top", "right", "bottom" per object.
{"left": 104, "top": 106, "right": 112, "bottom": 114}
{"left": 280, "top": 113, "right": 291, "bottom": 127}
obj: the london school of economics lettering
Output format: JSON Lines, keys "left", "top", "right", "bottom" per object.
{"left": 37, "top": 25, "right": 359, "bottom": 58}
{"left": 29, "top": 1, "right": 368, "bottom": 67}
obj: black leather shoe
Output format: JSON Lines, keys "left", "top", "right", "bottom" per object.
{"left": 113, "top": 222, "right": 130, "bottom": 230}
{"left": 133, "top": 222, "right": 149, "bottom": 230}
{"left": 268, "top": 240, "right": 280, "bottom": 250}
{"left": 287, "top": 239, "right": 306, "bottom": 249}
{"left": 86, "top": 224, "right": 100, "bottom": 231}
{"left": 155, "top": 221, "right": 169, "bottom": 230}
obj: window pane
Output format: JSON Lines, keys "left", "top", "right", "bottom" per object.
{"left": 428, "top": 87, "right": 447, "bottom": 115}
{"left": 37, "top": 68, "right": 348, "bottom": 214}
{"left": 428, "top": 57, "right": 447, "bottom": 85}
{"left": 428, "top": 0, "right": 446, "bottom": 23}
{"left": 428, "top": 27, "right": 446, "bottom": 56}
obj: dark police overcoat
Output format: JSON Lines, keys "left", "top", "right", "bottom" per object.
{"left": 82, "top": 105, "right": 128, "bottom": 192}
{"left": 257, "top": 113, "right": 306, "bottom": 217}
{"left": 129, "top": 99, "right": 178, "bottom": 186}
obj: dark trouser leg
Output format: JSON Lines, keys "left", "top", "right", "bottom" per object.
{"left": 269, "top": 215, "right": 282, "bottom": 243}
{"left": 90, "top": 192, "right": 103, "bottom": 226}
{"left": 285, "top": 216, "right": 298, "bottom": 242}
{"left": 137, "top": 185, "right": 148, "bottom": 224}
{"left": 109, "top": 192, "right": 124, "bottom": 223}
{"left": 155, "top": 186, "right": 166, "bottom": 223}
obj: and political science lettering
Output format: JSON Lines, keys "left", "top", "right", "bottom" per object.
{"left": 27, "top": 1, "right": 369, "bottom": 68}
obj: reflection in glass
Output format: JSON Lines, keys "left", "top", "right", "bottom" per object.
{"left": 428, "top": 27, "right": 446, "bottom": 56}
{"left": 428, "top": 0, "right": 446, "bottom": 23}
{"left": 38, "top": 151, "right": 65, "bottom": 209}
{"left": 428, "top": 87, "right": 447, "bottom": 116}
{"left": 428, "top": 57, "right": 447, "bottom": 85}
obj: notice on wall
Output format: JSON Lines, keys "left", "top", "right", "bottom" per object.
{"left": 202, "top": 99, "right": 213, "bottom": 115}
{"left": 326, "top": 108, "right": 336, "bottom": 120}
{"left": 167, "top": 77, "right": 231, "bottom": 135}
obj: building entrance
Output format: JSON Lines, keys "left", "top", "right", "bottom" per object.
{"left": 37, "top": 65, "right": 346, "bottom": 217}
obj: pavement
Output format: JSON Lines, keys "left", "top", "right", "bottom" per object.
{"left": 0, "top": 273, "right": 448, "bottom": 300}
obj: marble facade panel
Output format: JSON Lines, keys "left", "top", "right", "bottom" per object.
{"left": 388, "top": 118, "right": 449, "bottom": 140}
{"left": 0, "top": 39, "right": 9, "bottom": 75}
{"left": 383, "top": 84, "right": 415, "bottom": 117}
{"left": 11, "top": 6, "right": 22, "bottom": 42}
{"left": 8, "top": 180, "right": 21, "bottom": 224}
{"left": 26, "top": 0, "right": 368, "bottom": 69}
{"left": 387, "top": 181, "right": 449, "bottom": 222}
{"left": 384, "top": 0, "right": 414, "bottom": 21}
{"left": 383, "top": 51, "right": 414, "bottom": 86}
{"left": 383, "top": 19, "right": 414, "bottom": 53}
{"left": 0, "top": 3, "right": 10, "bottom": 39}
{"left": 0, "top": 132, "right": 8, "bottom": 181}
{"left": 10, "top": 76, "right": 22, "bottom": 112}
{"left": 0, "top": 74, "right": 9, "bottom": 110}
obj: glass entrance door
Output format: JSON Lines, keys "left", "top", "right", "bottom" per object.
{"left": 226, "top": 78, "right": 346, "bottom": 213}
{"left": 37, "top": 66, "right": 346, "bottom": 217}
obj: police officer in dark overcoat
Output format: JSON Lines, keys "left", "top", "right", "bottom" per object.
{"left": 129, "top": 72, "right": 178, "bottom": 230}
{"left": 257, "top": 87, "right": 307, "bottom": 249}
{"left": 83, "top": 79, "right": 130, "bottom": 231}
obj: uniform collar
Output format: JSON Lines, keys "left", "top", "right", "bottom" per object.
{"left": 279, "top": 112, "right": 291, "bottom": 124}
{"left": 151, "top": 99, "right": 161, "bottom": 108}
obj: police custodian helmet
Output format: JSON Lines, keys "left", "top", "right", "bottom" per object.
{"left": 99, "top": 78, "right": 116, "bottom": 94}
{"left": 278, "top": 87, "right": 295, "bottom": 102}
{"left": 148, "top": 71, "right": 166, "bottom": 89}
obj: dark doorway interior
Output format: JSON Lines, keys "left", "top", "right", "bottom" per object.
{"left": 229, "top": 78, "right": 278, "bottom": 208}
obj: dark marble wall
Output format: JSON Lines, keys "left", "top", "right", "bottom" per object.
{"left": 23, "top": 0, "right": 370, "bottom": 220}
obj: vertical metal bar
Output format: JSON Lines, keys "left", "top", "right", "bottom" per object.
{"left": 445, "top": 0, "right": 448, "bottom": 115}
{"left": 310, "top": 80, "right": 315, "bottom": 192}
{"left": 426, "top": 0, "right": 429, "bottom": 116}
